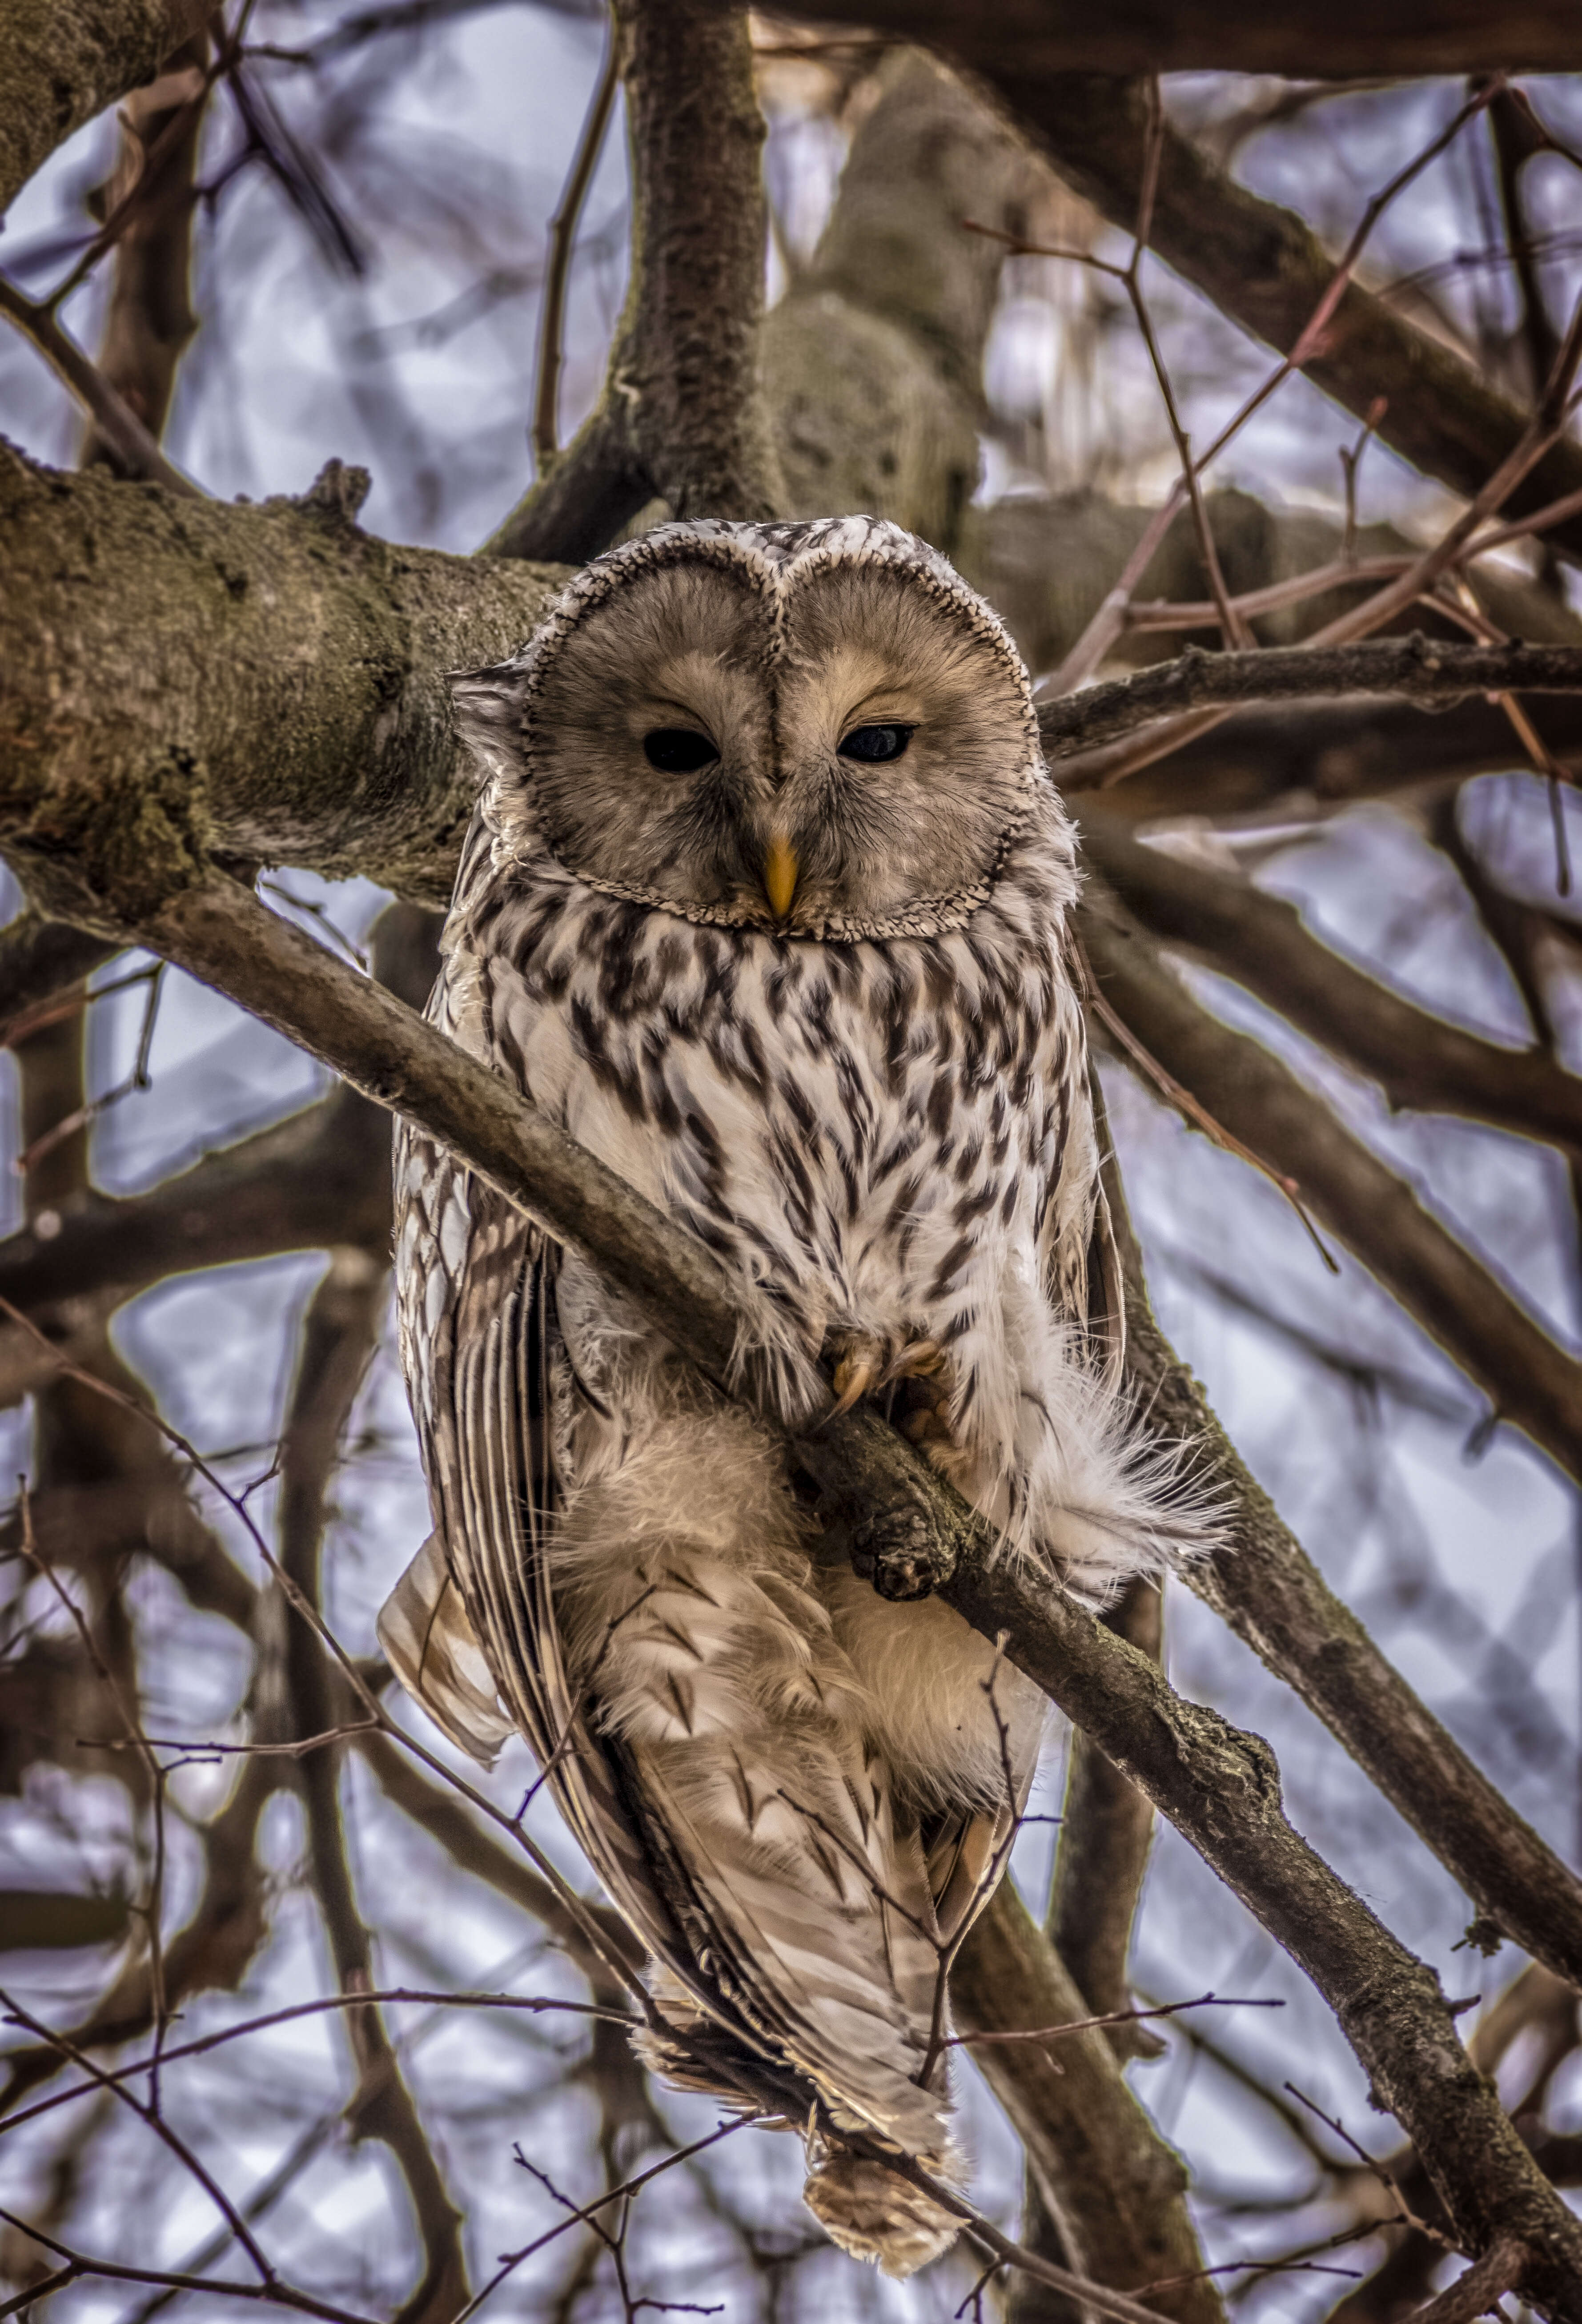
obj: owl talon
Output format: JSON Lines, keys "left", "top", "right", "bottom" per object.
{"left": 829, "top": 1351, "right": 880, "bottom": 1419}
{"left": 881, "top": 1339, "right": 945, "bottom": 1385}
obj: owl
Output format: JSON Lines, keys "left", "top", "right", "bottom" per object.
{"left": 380, "top": 516, "right": 1199, "bottom": 2277}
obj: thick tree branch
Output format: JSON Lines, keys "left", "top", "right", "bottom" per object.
{"left": 486, "top": 0, "right": 782, "bottom": 561}
{"left": 0, "top": 0, "right": 212, "bottom": 220}
{"left": 1078, "top": 809, "right": 1582, "bottom": 1150}
{"left": 0, "top": 446, "right": 562, "bottom": 909}
{"left": 33, "top": 863, "right": 1582, "bottom": 2309}
{"left": 1080, "top": 891, "right": 1582, "bottom": 1488}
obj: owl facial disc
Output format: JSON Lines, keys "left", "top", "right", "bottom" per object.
{"left": 451, "top": 515, "right": 1048, "bottom": 942}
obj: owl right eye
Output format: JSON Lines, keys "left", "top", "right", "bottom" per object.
{"left": 643, "top": 728, "right": 720, "bottom": 773}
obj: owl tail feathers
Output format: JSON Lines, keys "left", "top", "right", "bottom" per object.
{"left": 376, "top": 1533, "right": 514, "bottom": 1768}
{"left": 802, "top": 2143, "right": 962, "bottom": 2280}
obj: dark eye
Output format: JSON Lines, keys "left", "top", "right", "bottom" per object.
{"left": 643, "top": 728, "right": 720, "bottom": 773}
{"left": 838, "top": 724, "right": 913, "bottom": 764}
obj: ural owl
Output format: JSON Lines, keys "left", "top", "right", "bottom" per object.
{"left": 382, "top": 516, "right": 1195, "bottom": 2277}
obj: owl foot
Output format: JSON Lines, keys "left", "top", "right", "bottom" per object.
{"left": 827, "top": 1334, "right": 950, "bottom": 1421}
{"left": 829, "top": 1339, "right": 883, "bottom": 1419}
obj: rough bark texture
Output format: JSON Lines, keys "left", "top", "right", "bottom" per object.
{"left": 0, "top": 447, "right": 561, "bottom": 909}
{"left": 0, "top": 0, "right": 210, "bottom": 220}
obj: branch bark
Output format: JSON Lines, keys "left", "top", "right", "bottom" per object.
{"left": 0, "top": 445, "right": 562, "bottom": 909}
{"left": 0, "top": 0, "right": 212, "bottom": 220}
{"left": 1041, "top": 639, "right": 1582, "bottom": 764}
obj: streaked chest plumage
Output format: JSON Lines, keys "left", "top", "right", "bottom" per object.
{"left": 442, "top": 803, "right": 1095, "bottom": 1437}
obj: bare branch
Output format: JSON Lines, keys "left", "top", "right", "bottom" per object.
{"left": 1080, "top": 887, "right": 1582, "bottom": 1487}
{"left": 1041, "top": 638, "right": 1582, "bottom": 769}
{"left": 0, "top": 273, "right": 201, "bottom": 495}
{"left": 1078, "top": 808, "right": 1582, "bottom": 1150}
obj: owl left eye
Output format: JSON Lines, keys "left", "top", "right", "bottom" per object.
{"left": 838, "top": 724, "right": 914, "bottom": 764}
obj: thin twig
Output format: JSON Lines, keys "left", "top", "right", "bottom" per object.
{"left": 533, "top": 16, "right": 620, "bottom": 475}
{"left": 0, "top": 275, "right": 201, "bottom": 495}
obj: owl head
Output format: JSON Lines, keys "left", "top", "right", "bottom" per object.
{"left": 453, "top": 515, "right": 1048, "bottom": 941}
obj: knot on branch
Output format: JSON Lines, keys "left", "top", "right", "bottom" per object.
{"left": 298, "top": 459, "right": 373, "bottom": 523}
{"left": 851, "top": 1492, "right": 959, "bottom": 1601}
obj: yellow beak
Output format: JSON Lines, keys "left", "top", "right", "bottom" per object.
{"left": 763, "top": 832, "right": 799, "bottom": 921}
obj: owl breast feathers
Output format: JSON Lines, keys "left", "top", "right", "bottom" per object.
{"left": 382, "top": 515, "right": 1206, "bottom": 2278}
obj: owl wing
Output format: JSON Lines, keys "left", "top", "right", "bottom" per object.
{"left": 389, "top": 1133, "right": 676, "bottom": 1952}
{"left": 389, "top": 1128, "right": 948, "bottom": 2137}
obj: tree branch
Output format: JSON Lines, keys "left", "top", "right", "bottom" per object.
{"left": 1041, "top": 639, "right": 1582, "bottom": 766}
{"left": 0, "top": 273, "right": 201, "bottom": 496}
{"left": 0, "top": 445, "right": 563, "bottom": 910}
{"left": 1078, "top": 808, "right": 1582, "bottom": 1150}
{"left": 1080, "top": 888, "right": 1582, "bottom": 1488}
{"left": 486, "top": 0, "right": 783, "bottom": 561}
{"left": 0, "top": 902, "right": 437, "bottom": 1320}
